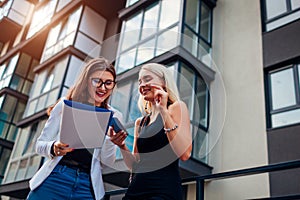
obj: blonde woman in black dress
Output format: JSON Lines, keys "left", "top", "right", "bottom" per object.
{"left": 111, "top": 63, "right": 192, "bottom": 200}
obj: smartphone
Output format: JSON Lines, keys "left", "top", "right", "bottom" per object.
{"left": 110, "top": 117, "right": 126, "bottom": 133}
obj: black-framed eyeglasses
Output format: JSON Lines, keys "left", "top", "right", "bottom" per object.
{"left": 90, "top": 78, "right": 115, "bottom": 90}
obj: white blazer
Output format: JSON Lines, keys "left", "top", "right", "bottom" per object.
{"left": 29, "top": 98, "right": 121, "bottom": 200}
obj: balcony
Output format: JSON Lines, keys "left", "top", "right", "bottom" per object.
{"left": 0, "top": 0, "right": 32, "bottom": 43}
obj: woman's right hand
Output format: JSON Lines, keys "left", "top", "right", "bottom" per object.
{"left": 108, "top": 127, "right": 128, "bottom": 149}
{"left": 53, "top": 141, "right": 73, "bottom": 156}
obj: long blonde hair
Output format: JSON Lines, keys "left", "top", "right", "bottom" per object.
{"left": 138, "top": 63, "right": 180, "bottom": 115}
{"left": 47, "top": 57, "right": 116, "bottom": 115}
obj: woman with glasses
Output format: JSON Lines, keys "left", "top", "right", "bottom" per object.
{"left": 111, "top": 63, "right": 192, "bottom": 200}
{"left": 27, "top": 57, "right": 122, "bottom": 200}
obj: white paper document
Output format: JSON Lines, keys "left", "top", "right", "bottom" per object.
{"left": 59, "top": 100, "right": 113, "bottom": 149}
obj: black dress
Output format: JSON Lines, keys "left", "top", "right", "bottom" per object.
{"left": 123, "top": 114, "right": 183, "bottom": 200}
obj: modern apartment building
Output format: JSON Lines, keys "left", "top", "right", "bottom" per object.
{"left": 0, "top": 0, "right": 298, "bottom": 199}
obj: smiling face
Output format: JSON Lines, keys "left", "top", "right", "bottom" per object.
{"left": 88, "top": 70, "right": 115, "bottom": 106}
{"left": 138, "top": 69, "right": 165, "bottom": 101}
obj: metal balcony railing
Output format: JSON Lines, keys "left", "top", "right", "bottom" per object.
{"left": 103, "top": 160, "right": 300, "bottom": 200}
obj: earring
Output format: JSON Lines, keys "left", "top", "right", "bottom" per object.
{"left": 145, "top": 101, "right": 148, "bottom": 110}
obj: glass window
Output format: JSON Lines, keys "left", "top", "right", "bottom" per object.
{"left": 272, "top": 109, "right": 300, "bottom": 127}
{"left": 185, "top": 0, "right": 199, "bottom": 31}
{"left": 268, "top": 64, "right": 300, "bottom": 128}
{"left": 64, "top": 56, "right": 84, "bottom": 88}
{"left": 263, "top": 0, "right": 300, "bottom": 31}
{"left": 2, "top": 54, "right": 19, "bottom": 78}
{"left": 42, "top": 8, "right": 80, "bottom": 62}
{"left": 183, "top": 28, "right": 198, "bottom": 57}
{"left": 4, "top": 161, "right": 17, "bottom": 183}
{"left": 0, "top": 147, "right": 11, "bottom": 181}
{"left": 159, "top": 0, "right": 181, "bottom": 29}
{"left": 26, "top": 155, "right": 42, "bottom": 179}
{"left": 270, "top": 68, "right": 296, "bottom": 110}
{"left": 196, "top": 76, "right": 208, "bottom": 127}
{"left": 41, "top": 68, "right": 54, "bottom": 93}
{"left": 266, "top": 0, "right": 287, "bottom": 19}
{"left": 192, "top": 128, "right": 208, "bottom": 162}
{"left": 126, "top": 0, "right": 139, "bottom": 7}
{"left": 27, "top": 0, "right": 56, "bottom": 38}
{"left": 291, "top": 0, "right": 300, "bottom": 9}
{"left": 183, "top": 1, "right": 212, "bottom": 62}
{"left": 156, "top": 26, "right": 179, "bottom": 56}
{"left": 136, "top": 39, "right": 155, "bottom": 66}
{"left": 141, "top": 3, "right": 159, "bottom": 40}
{"left": 200, "top": 3, "right": 211, "bottom": 42}
{"left": 15, "top": 53, "right": 31, "bottom": 76}
{"left": 15, "top": 158, "right": 28, "bottom": 181}
{"left": 111, "top": 79, "right": 133, "bottom": 123}
{"left": 117, "top": 49, "right": 136, "bottom": 73}
{"left": 120, "top": 12, "right": 142, "bottom": 51}
{"left": 179, "top": 64, "right": 194, "bottom": 112}
{"left": 22, "top": 122, "right": 38, "bottom": 155}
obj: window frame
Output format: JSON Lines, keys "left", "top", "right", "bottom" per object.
{"left": 266, "top": 64, "right": 300, "bottom": 129}
{"left": 261, "top": 0, "right": 300, "bottom": 32}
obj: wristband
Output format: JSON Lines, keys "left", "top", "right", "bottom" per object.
{"left": 164, "top": 124, "right": 178, "bottom": 134}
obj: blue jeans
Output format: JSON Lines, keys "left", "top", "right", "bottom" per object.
{"left": 27, "top": 164, "right": 95, "bottom": 200}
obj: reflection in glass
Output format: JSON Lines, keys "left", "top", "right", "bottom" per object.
{"left": 270, "top": 68, "right": 296, "bottom": 110}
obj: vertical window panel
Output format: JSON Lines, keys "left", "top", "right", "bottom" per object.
{"left": 266, "top": 0, "right": 287, "bottom": 19}
{"left": 200, "top": 3, "right": 211, "bottom": 42}
{"left": 117, "top": 50, "right": 136, "bottom": 73}
{"left": 141, "top": 3, "right": 159, "bottom": 40}
{"left": 185, "top": 0, "right": 199, "bottom": 31}
{"left": 159, "top": 0, "right": 180, "bottom": 29}
{"left": 136, "top": 39, "right": 155, "bottom": 66}
{"left": 120, "top": 12, "right": 142, "bottom": 51}
{"left": 183, "top": 28, "right": 198, "bottom": 57}
{"left": 156, "top": 26, "right": 179, "bottom": 56}
{"left": 270, "top": 68, "right": 296, "bottom": 110}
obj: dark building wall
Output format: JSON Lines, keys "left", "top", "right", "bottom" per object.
{"left": 262, "top": 17, "right": 300, "bottom": 198}
{"left": 267, "top": 124, "right": 300, "bottom": 196}
{"left": 263, "top": 19, "right": 300, "bottom": 68}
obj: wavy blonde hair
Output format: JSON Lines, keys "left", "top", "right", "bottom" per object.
{"left": 138, "top": 63, "right": 180, "bottom": 115}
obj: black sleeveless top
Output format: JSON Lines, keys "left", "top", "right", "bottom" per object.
{"left": 123, "top": 114, "right": 183, "bottom": 200}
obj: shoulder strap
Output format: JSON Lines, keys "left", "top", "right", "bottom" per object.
{"left": 138, "top": 116, "right": 149, "bottom": 133}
